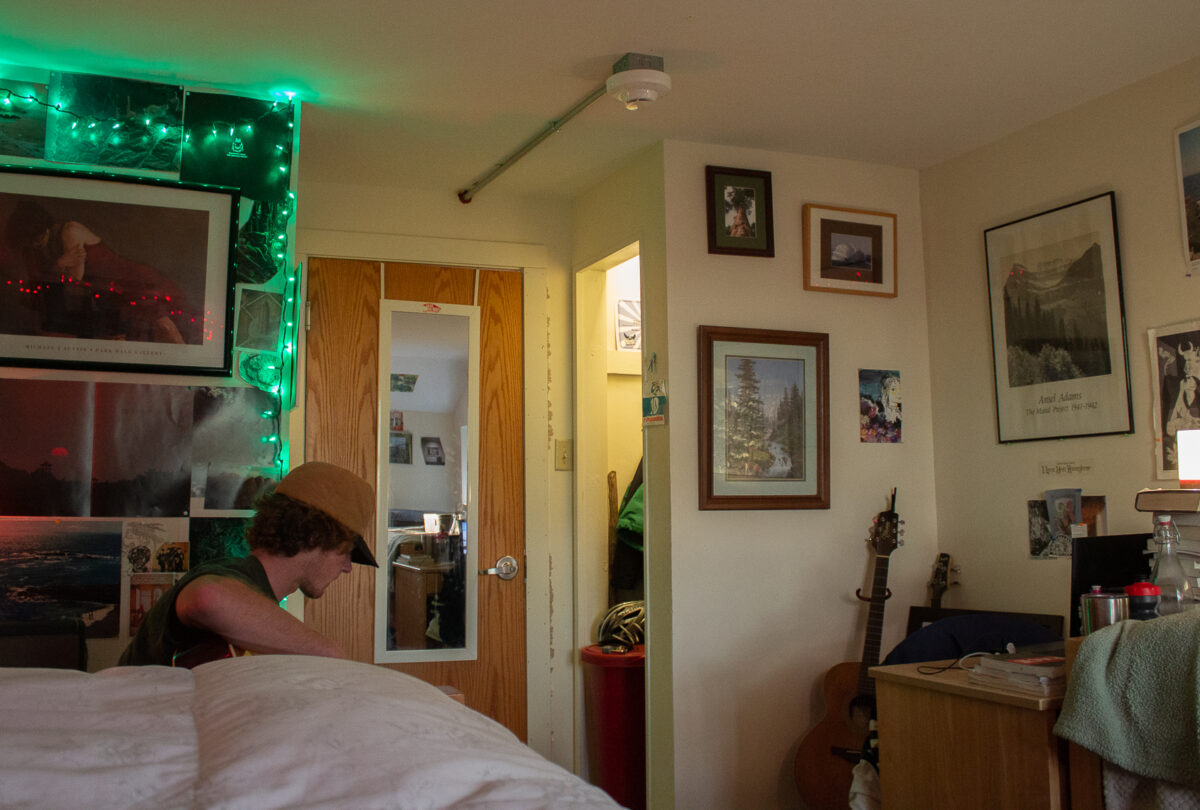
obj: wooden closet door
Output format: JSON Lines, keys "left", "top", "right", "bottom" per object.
{"left": 303, "top": 257, "right": 527, "bottom": 739}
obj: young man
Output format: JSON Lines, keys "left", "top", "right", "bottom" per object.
{"left": 119, "top": 461, "right": 377, "bottom": 667}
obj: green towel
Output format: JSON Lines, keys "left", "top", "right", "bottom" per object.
{"left": 1053, "top": 610, "right": 1200, "bottom": 789}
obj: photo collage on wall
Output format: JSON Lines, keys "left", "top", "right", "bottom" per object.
{"left": 0, "top": 379, "right": 273, "bottom": 639}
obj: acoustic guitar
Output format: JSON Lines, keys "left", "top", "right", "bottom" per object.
{"left": 928, "top": 552, "right": 954, "bottom": 608}
{"left": 171, "top": 636, "right": 256, "bottom": 669}
{"left": 794, "top": 489, "right": 901, "bottom": 810}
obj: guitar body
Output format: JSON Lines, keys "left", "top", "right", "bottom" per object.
{"left": 793, "top": 660, "right": 871, "bottom": 810}
{"left": 794, "top": 488, "right": 901, "bottom": 810}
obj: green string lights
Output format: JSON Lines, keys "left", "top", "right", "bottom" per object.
{"left": 1, "top": 80, "right": 300, "bottom": 478}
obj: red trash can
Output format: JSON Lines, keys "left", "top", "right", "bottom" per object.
{"left": 581, "top": 644, "right": 646, "bottom": 810}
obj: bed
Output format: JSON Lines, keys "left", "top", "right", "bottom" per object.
{"left": 0, "top": 654, "right": 623, "bottom": 809}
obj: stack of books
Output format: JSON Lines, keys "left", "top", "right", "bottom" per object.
{"left": 966, "top": 651, "right": 1067, "bottom": 696}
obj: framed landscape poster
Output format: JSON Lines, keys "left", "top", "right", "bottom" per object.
{"left": 1174, "top": 118, "right": 1200, "bottom": 274}
{"left": 984, "top": 192, "right": 1133, "bottom": 443}
{"left": 697, "top": 325, "right": 829, "bottom": 510}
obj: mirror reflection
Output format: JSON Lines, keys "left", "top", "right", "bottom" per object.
{"left": 376, "top": 302, "right": 478, "bottom": 661}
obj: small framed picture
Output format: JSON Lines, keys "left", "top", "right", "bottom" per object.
{"left": 802, "top": 204, "right": 897, "bottom": 297}
{"left": 421, "top": 436, "right": 445, "bottom": 465}
{"left": 1174, "top": 118, "right": 1200, "bottom": 273}
{"left": 389, "top": 431, "right": 413, "bottom": 464}
{"left": 705, "top": 166, "right": 774, "bottom": 257}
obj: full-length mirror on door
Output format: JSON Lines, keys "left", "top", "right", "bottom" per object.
{"left": 374, "top": 300, "right": 480, "bottom": 663}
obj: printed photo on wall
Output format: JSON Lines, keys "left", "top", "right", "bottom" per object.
{"left": 1148, "top": 319, "right": 1200, "bottom": 478}
{"left": 0, "top": 517, "right": 122, "bottom": 637}
{"left": 128, "top": 572, "right": 177, "bottom": 635}
{"left": 187, "top": 517, "right": 251, "bottom": 568}
{"left": 46, "top": 73, "right": 183, "bottom": 172}
{"left": 859, "top": 369, "right": 901, "bottom": 443}
{"left": 1027, "top": 495, "right": 1107, "bottom": 559}
{"left": 0, "top": 76, "right": 48, "bottom": 159}
{"left": 421, "top": 436, "right": 446, "bottom": 465}
{"left": 616, "top": 299, "right": 642, "bottom": 351}
{"left": 121, "top": 519, "right": 188, "bottom": 574}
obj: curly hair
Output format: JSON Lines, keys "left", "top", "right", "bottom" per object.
{"left": 247, "top": 492, "right": 356, "bottom": 557}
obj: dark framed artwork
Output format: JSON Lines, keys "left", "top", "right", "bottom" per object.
{"left": 698, "top": 325, "right": 829, "bottom": 510}
{"left": 984, "top": 192, "right": 1132, "bottom": 443}
{"left": 0, "top": 165, "right": 237, "bottom": 375}
{"left": 705, "top": 165, "right": 774, "bottom": 257}
{"left": 802, "top": 204, "right": 897, "bottom": 297}
{"left": 390, "top": 431, "right": 413, "bottom": 464}
{"left": 421, "top": 436, "right": 445, "bottom": 465}
{"left": 1174, "top": 118, "right": 1200, "bottom": 274}
{"left": 1147, "top": 318, "right": 1200, "bottom": 478}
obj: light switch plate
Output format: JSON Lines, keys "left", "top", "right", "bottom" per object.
{"left": 555, "top": 439, "right": 573, "bottom": 471}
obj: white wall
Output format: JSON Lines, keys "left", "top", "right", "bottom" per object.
{"left": 659, "top": 141, "right": 936, "bottom": 808}
{"left": 921, "top": 55, "right": 1200, "bottom": 621}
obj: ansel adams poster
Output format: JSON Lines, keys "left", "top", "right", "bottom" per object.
{"left": 985, "top": 193, "right": 1132, "bottom": 442}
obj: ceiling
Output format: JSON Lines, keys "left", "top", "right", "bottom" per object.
{"left": 5, "top": 1, "right": 1200, "bottom": 201}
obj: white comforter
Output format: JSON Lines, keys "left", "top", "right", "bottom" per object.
{"left": 0, "top": 655, "right": 622, "bottom": 809}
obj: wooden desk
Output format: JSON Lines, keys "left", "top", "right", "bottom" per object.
{"left": 870, "top": 660, "right": 1068, "bottom": 809}
{"left": 391, "top": 559, "right": 453, "bottom": 649}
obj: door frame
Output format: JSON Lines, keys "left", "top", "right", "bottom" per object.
{"left": 294, "top": 228, "right": 575, "bottom": 768}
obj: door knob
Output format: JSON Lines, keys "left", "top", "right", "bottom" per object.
{"left": 479, "top": 555, "right": 519, "bottom": 580}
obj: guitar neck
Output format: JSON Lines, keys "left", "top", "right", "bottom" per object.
{"left": 856, "top": 552, "right": 891, "bottom": 699}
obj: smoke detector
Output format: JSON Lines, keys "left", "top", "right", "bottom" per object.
{"left": 606, "top": 52, "right": 671, "bottom": 111}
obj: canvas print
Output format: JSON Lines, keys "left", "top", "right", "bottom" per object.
{"left": 859, "top": 369, "right": 901, "bottom": 443}
{"left": 0, "top": 517, "right": 122, "bottom": 637}
{"left": 46, "top": 72, "right": 183, "bottom": 171}
{"left": 985, "top": 193, "right": 1132, "bottom": 442}
{"left": 1148, "top": 319, "right": 1200, "bottom": 477}
{"left": 0, "top": 77, "right": 48, "bottom": 159}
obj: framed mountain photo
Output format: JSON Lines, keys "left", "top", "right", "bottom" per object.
{"left": 984, "top": 192, "right": 1133, "bottom": 443}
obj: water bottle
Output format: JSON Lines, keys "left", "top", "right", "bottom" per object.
{"left": 1151, "top": 514, "right": 1194, "bottom": 615}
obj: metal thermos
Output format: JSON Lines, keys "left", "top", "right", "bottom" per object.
{"left": 1080, "top": 586, "right": 1128, "bottom": 634}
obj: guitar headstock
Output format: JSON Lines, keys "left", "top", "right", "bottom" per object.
{"left": 868, "top": 487, "right": 902, "bottom": 556}
{"left": 930, "top": 552, "right": 951, "bottom": 596}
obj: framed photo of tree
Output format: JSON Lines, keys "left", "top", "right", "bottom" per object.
{"left": 697, "top": 325, "right": 829, "bottom": 510}
{"left": 984, "top": 192, "right": 1133, "bottom": 443}
{"left": 704, "top": 166, "right": 775, "bottom": 257}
